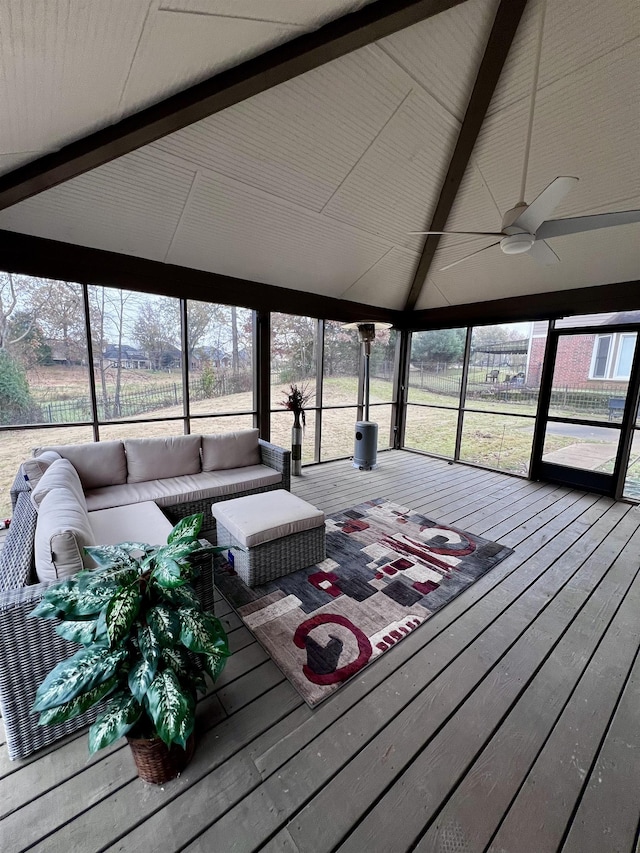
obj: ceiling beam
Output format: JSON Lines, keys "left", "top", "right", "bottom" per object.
{"left": 402, "top": 280, "right": 640, "bottom": 331}
{"left": 0, "top": 229, "right": 402, "bottom": 326}
{"left": 404, "top": 0, "right": 529, "bottom": 312}
{"left": 0, "top": 0, "right": 466, "bottom": 212}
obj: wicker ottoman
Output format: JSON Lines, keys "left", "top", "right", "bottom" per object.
{"left": 211, "top": 489, "right": 325, "bottom": 586}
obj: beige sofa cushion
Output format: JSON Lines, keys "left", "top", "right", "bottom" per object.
{"left": 22, "top": 450, "right": 61, "bottom": 489}
{"left": 84, "top": 465, "right": 281, "bottom": 511}
{"left": 201, "top": 429, "right": 260, "bottom": 472}
{"left": 39, "top": 441, "right": 127, "bottom": 490}
{"left": 89, "top": 501, "right": 173, "bottom": 547}
{"left": 125, "top": 435, "right": 201, "bottom": 483}
{"left": 35, "top": 487, "right": 95, "bottom": 582}
{"left": 31, "top": 459, "right": 86, "bottom": 510}
{"left": 211, "top": 489, "right": 324, "bottom": 548}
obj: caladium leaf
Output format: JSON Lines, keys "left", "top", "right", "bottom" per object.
{"left": 88, "top": 692, "right": 142, "bottom": 753}
{"left": 55, "top": 619, "right": 99, "bottom": 646}
{"left": 145, "top": 669, "right": 193, "bottom": 748}
{"left": 38, "top": 676, "right": 118, "bottom": 726}
{"left": 161, "top": 646, "right": 193, "bottom": 679}
{"left": 30, "top": 598, "right": 63, "bottom": 620}
{"left": 127, "top": 657, "right": 157, "bottom": 703}
{"left": 138, "top": 623, "right": 162, "bottom": 667}
{"left": 73, "top": 582, "right": 120, "bottom": 617}
{"left": 105, "top": 588, "right": 141, "bottom": 647}
{"left": 155, "top": 583, "right": 200, "bottom": 610}
{"left": 147, "top": 606, "right": 180, "bottom": 646}
{"left": 178, "top": 609, "right": 229, "bottom": 657}
{"left": 167, "top": 513, "right": 203, "bottom": 545}
{"left": 202, "top": 651, "right": 228, "bottom": 683}
{"left": 152, "top": 555, "right": 186, "bottom": 589}
{"left": 83, "top": 544, "right": 138, "bottom": 570}
{"left": 32, "top": 646, "right": 127, "bottom": 712}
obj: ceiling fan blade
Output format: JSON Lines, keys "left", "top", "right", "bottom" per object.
{"left": 514, "top": 176, "right": 579, "bottom": 233}
{"left": 408, "top": 230, "right": 503, "bottom": 236}
{"left": 439, "top": 242, "right": 500, "bottom": 272}
{"left": 528, "top": 239, "right": 560, "bottom": 265}
{"left": 537, "top": 209, "right": 640, "bottom": 240}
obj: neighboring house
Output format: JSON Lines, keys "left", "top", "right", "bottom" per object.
{"left": 101, "top": 344, "right": 150, "bottom": 370}
{"left": 197, "top": 346, "right": 251, "bottom": 370}
{"left": 43, "top": 338, "right": 86, "bottom": 365}
{"left": 526, "top": 313, "right": 640, "bottom": 387}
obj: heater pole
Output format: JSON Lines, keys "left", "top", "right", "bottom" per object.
{"left": 363, "top": 339, "right": 371, "bottom": 422}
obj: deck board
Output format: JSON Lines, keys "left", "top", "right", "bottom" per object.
{"left": 2, "top": 451, "right": 639, "bottom": 853}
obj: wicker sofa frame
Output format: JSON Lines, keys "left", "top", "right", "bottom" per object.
{"left": 0, "top": 438, "right": 290, "bottom": 760}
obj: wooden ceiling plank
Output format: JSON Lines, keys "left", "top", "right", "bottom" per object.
{"left": 404, "top": 0, "right": 529, "bottom": 311}
{"left": 0, "top": 0, "right": 467, "bottom": 213}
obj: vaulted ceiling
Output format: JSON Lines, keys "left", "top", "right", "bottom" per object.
{"left": 0, "top": 0, "right": 637, "bottom": 318}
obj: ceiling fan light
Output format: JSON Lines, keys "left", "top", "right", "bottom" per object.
{"left": 500, "top": 233, "right": 535, "bottom": 255}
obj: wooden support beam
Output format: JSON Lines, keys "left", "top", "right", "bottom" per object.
{"left": 403, "top": 280, "right": 640, "bottom": 331}
{"left": 0, "top": 0, "right": 466, "bottom": 212}
{"left": 404, "top": 0, "right": 529, "bottom": 311}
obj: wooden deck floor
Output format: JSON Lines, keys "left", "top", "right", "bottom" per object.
{"left": 3, "top": 450, "right": 640, "bottom": 853}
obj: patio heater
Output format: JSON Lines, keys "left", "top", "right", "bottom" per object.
{"left": 343, "top": 321, "right": 392, "bottom": 471}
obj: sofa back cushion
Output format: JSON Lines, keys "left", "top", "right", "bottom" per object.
{"left": 38, "top": 441, "right": 127, "bottom": 490}
{"left": 201, "top": 429, "right": 261, "bottom": 472}
{"left": 31, "top": 458, "right": 87, "bottom": 510}
{"left": 35, "top": 486, "right": 94, "bottom": 582}
{"left": 125, "top": 435, "right": 201, "bottom": 483}
{"left": 22, "top": 450, "right": 62, "bottom": 490}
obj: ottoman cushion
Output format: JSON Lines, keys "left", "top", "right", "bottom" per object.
{"left": 211, "top": 489, "right": 324, "bottom": 548}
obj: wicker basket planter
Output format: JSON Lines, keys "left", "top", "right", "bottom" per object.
{"left": 127, "top": 732, "right": 195, "bottom": 784}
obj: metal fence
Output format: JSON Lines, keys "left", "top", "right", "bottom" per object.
{"left": 33, "top": 372, "right": 255, "bottom": 424}
{"left": 409, "top": 365, "right": 631, "bottom": 417}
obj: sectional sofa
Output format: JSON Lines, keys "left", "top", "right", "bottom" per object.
{"left": 0, "top": 429, "right": 290, "bottom": 760}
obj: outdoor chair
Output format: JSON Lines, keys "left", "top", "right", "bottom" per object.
{"left": 486, "top": 369, "right": 499, "bottom": 382}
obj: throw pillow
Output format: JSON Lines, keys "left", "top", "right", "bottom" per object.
{"left": 31, "top": 458, "right": 87, "bottom": 510}
{"left": 22, "top": 450, "right": 62, "bottom": 489}
{"left": 34, "top": 486, "right": 95, "bottom": 582}
{"left": 201, "top": 429, "right": 261, "bottom": 472}
{"left": 125, "top": 435, "right": 202, "bottom": 483}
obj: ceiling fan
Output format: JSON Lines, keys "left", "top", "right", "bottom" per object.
{"left": 410, "top": 0, "right": 640, "bottom": 272}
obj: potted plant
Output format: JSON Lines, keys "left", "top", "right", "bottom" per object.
{"left": 30, "top": 513, "right": 229, "bottom": 784}
{"left": 281, "top": 382, "right": 314, "bottom": 476}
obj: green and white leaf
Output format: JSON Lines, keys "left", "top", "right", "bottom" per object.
{"left": 127, "top": 657, "right": 157, "bottom": 703}
{"left": 156, "top": 583, "right": 200, "bottom": 610}
{"left": 105, "top": 588, "right": 141, "bottom": 647}
{"left": 138, "top": 623, "right": 162, "bottom": 667}
{"left": 30, "top": 598, "right": 63, "bottom": 620}
{"left": 161, "top": 646, "right": 192, "bottom": 679}
{"left": 152, "top": 555, "right": 186, "bottom": 589}
{"left": 179, "top": 609, "right": 229, "bottom": 656}
{"left": 147, "top": 605, "right": 180, "bottom": 646}
{"left": 73, "top": 582, "right": 120, "bottom": 616}
{"left": 39, "top": 578, "right": 84, "bottom": 615}
{"left": 33, "top": 645, "right": 127, "bottom": 712}
{"left": 88, "top": 692, "right": 142, "bottom": 753}
{"left": 202, "top": 651, "right": 228, "bottom": 683}
{"left": 83, "top": 544, "right": 138, "bottom": 570}
{"left": 38, "top": 676, "right": 118, "bottom": 726}
{"left": 55, "top": 619, "right": 98, "bottom": 646}
{"left": 167, "top": 513, "right": 202, "bottom": 545}
{"left": 145, "top": 669, "right": 193, "bottom": 748}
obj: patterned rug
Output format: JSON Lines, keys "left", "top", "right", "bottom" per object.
{"left": 213, "top": 498, "right": 514, "bottom": 706}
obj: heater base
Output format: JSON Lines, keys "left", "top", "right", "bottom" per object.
{"left": 353, "top": 421, "right": 378, "bottom": 471}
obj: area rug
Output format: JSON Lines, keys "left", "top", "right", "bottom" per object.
{"left": 213, "top": 498, "right": 513, "bottom": 706}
